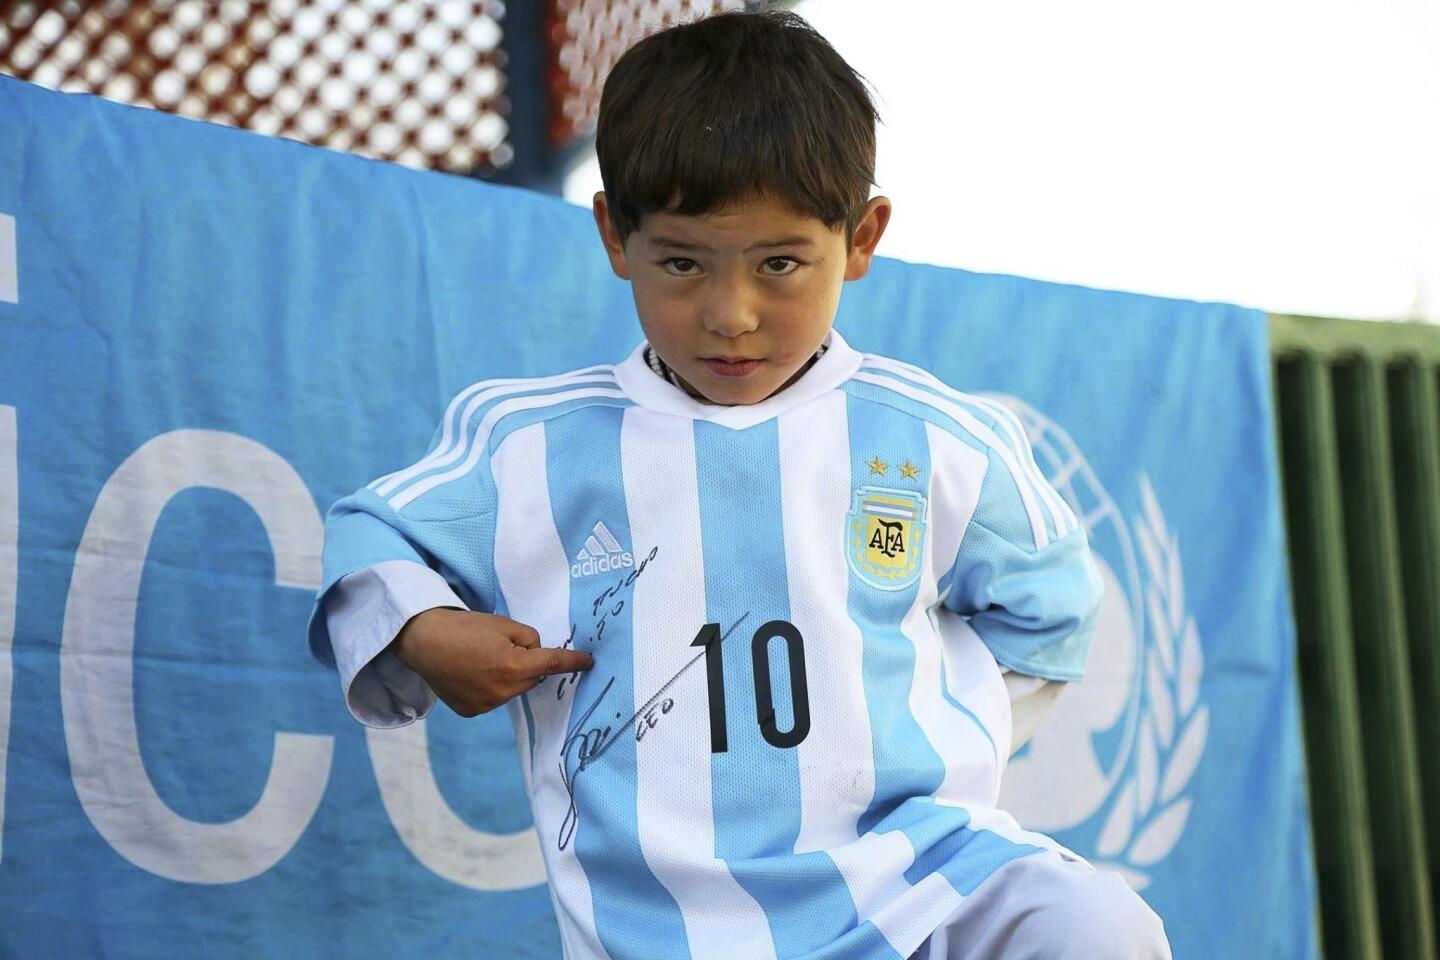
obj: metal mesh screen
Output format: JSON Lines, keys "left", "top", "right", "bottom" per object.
{"left": 0, "top": 0, "right": 511, "bottom": 174}
{"left": 544, "top": 0, "right": 746, "bottom": 148}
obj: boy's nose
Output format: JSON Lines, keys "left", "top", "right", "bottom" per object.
{"left": 701, "top": 283, "right": 761, "bottom": 338}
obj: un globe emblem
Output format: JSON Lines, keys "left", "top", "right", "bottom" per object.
{"left": 990, "top": 396, "right": 1208, "bottom": 890}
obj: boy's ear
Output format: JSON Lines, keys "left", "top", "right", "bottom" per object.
{"left": 844, "top": 196, "right": 893, "bottom": 281}
{"left": 592, "top": 192, "right": 631, "bottom": 280}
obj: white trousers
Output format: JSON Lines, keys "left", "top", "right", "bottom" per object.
{"left": 910, "top": 849, "right": 1173, "bottom": 960}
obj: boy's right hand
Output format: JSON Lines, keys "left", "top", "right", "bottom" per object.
{"left": 389, "top": 608, "right": 594, "bottom": 718}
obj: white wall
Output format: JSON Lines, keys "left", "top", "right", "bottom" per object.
{"left": 566, "top": 0, "right": 1440, "bottom": 322}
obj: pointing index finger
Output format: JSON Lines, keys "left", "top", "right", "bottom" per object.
{"left": 518, "top": 644, "right": 595, "bottom": 680}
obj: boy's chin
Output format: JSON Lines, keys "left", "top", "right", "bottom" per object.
{"left": 701, "top": 385, "right": 769, "bottom": 405}
{"left": 680, "top": 369, "right": 782, "bottom": 406}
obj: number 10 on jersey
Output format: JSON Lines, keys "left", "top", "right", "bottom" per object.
{"left": 691, "top": 620, "right": 811, "bottom": 752}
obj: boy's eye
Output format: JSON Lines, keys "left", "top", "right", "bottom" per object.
{"left": 661, "top": 257, "right": 700, "bottom": 275}
{"left": 761, "top": 257, "right": 801, "bottom": 276}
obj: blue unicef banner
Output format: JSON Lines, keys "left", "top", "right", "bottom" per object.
{"left": 0, "top": 76, "right": 1316, "bottom": 958}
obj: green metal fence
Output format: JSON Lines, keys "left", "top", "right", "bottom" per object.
{"left": 1271, "top": 313, "right": 1440, "bottom": 960}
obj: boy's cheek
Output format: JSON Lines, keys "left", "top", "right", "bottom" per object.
{"left": 631, "top": 293, "right": 693, "bottom": 341}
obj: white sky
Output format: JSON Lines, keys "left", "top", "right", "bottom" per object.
{"left": 564, "top": 0, "right": 1440, "bottom": 322}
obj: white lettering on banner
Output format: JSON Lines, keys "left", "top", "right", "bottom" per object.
{"left": 0, "top": 214, "right": 15, "bottom": 303}
{"left": 0, "top": 406, "right": 16, "bottom": 864}
{"left": 60, "top": 429, "right": 333, "bottom": 883}
{"left": 368, "top": 719, "right": 546, "bottom": 890}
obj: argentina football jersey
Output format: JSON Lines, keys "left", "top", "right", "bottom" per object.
{"left": 310, "top": 329, "right": 1103, "bottom": 960}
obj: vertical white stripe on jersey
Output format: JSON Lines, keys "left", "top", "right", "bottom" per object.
{"left": 869, "top": 869, "right": 965, "bottom": 955}
{"left": 490, "top": 423, "right": 608, "bottom": 960}
{"left": 775, "top": 393, "right": 974, "bottom": 958}
{"left": 620, "top": 408, "right": 777, "bottom": 960}
{"left": 507, "top": 695, "right": 534, "bottom": 799}
{"left": 775, "top": 393, "right": 877, "bottom": 853}
{"left": 861, "top": 357, "right": 1075, "bottom": 540}
{"left": 507, "top": 696, "right": 541, "bottom": 812}
{"left": 851, "top": 372, "right": 1050, "bottom": 550}
{"left": 824, "top": 828, "right": 918, "bottom": 941}
{"left": 880, "top": 427, "right": 1004, "bottom": 817}
{"left": 921, "top": 424, "right": 986, "bottom": 590}
{"left": 923, "top": 423, "right": 1014, "bottom": 800}
{"left": 389, "top": 386, "right": 626, "bottom": 511}
{"left": 507, "top": 687, "right": 567, "bottom": 960}
{"left": 371, "top": 367, "right": 615, "bottom": 497}
{"left": 932, "top": 611, "right": 1014, "bottom": 795}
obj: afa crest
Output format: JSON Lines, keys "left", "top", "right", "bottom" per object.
{"left": 847, "top": 486, "right": 926, "bottom": 590}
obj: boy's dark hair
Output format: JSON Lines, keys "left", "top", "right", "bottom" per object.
{"left": 595, "top": 10, "right": 879, "bottom": 247}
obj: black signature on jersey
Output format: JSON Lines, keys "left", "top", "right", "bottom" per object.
{"left": 555, "top": 611, "right": 750, "bottom": 852}
{"left": 549, "top": 545, "right": 661, "bottom": 703}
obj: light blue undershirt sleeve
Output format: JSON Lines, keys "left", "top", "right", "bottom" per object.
{"left": 325, "top": 560, "right": 468, "bottom": 728}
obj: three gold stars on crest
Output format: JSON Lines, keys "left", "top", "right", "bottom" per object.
{"left": 867, "top": 456, "right": 920, "bottom": 480}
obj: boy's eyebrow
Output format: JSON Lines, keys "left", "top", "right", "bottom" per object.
{"left": 649, "top": 235, "right": 816, "bottom": 252}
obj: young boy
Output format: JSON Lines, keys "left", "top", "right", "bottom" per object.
{"left": 309, "top": 11, "right": 1172, "bottom": 960}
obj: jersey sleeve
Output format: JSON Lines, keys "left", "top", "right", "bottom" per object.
{"left": 940, "top": 436, "right": 1104, "bottom": 682}
{"left": 305, "top": 396, "right": 502, "bottom": 713}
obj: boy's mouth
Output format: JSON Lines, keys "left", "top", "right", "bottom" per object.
{"left": 702, "top": 357, "right": 762, "bottom": 377}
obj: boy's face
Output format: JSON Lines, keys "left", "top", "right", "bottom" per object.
{"left": 593, "top": 190, "right": 891, "bottom": 405}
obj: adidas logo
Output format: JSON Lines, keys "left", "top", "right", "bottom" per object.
{"left": 570, "top": 521, "right": 634, "bottom": 579}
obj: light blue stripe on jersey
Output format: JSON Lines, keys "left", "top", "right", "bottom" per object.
{"left": 797, "top": 924, "right": 907, "bottom": 960}
{"left": 519, "top": 691, "right": 538, "bottom": 772}
{"left": 371, "top": 371, "right": 607, "bottom": 489}
{"left": 937, "top": 666, "right": 997, "bottom": 764}
{"left": 490, "top": 395, "right": 632, "bottom": 453}
{"left": 856, "top": 362, "right": 1073, "bottom": 543}
{"left": 397, "top": 371, "right": 613, "bottom": 474}
{"left": 850, "top": 370, "right": 1056, "bottom": 554}
{"left": 544, "top": 406, "right": 690, "bottom": 959}
{"left": 843, "top": 380, "right": 1037, "bottom": 571}
{"left": 881, "top": 798, "right": 1042, "bottom": 895}
{"left": 848, "top": 380, "right": 1094, "bottom": 680}
{"left": 835, "top": 383, "right": 1007, "bottom": 766}
{"left": 843, "top": 380, "right": 990, "bottom": 469}
{"left": 370, "top": 374, "right": 617, "bottom": 495}
{"left": 845, "top": 393, "right": 946, "bottom": 840}
{"left": 376, "top": 375, "right": 621, "bottom": 502}
{"left": 693, "top": 420, "right": 860, "bottom": 956}
{"left": 483, "top": 588, "right": 539, "bottom": 774}
{"left": 913, "top": 827, "right": 1043, "bottom": 896}
{"left": 383, "top": 395, "right": 633, "bottom": 527}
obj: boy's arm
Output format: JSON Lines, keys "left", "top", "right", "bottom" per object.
{"left": 324, "top": 560, "right": 467, "bottom": 728}
{"left": 1003, "top": 668, "right": 1066, "bottom": 756}
{"left": 304, "top": 397, "right": 501, "bottom": 725}
{"left": 307, "top": 400, "right": 592, "bottom": 728}
{"left": 941, "top": 430, "right": 1105, "bottom": 683}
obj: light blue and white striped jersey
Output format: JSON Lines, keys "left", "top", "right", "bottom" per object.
{"left": 309, "top": 328, "right": 1103, "bottom": 960}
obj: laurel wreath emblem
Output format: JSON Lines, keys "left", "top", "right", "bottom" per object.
{"left": 1090, "top": 474, "right": 1209, "bottom": 891}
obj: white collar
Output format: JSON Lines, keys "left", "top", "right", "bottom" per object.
{"left": 612, "top": 329, "right": 862, "bottom": 430}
